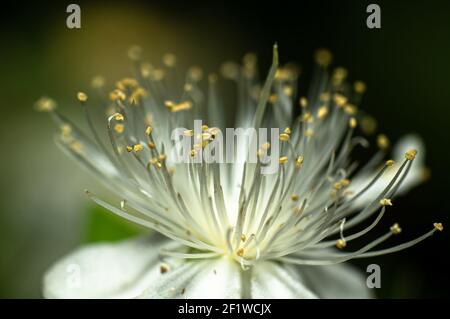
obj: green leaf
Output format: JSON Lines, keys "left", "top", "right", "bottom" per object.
{"left": 83, "top": 205, "right": 146, "bottom": 243}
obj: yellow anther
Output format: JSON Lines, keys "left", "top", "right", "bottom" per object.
{"left": 333, "top": 93, "right": 348, "bottom": 107}
{"left": 114, "top": 113, "right": 124, "bottom": 121}
{"left": 291, "top": 194, "right": 300, "bottom": 202}
{"left": 184, "top": 83, "right": 193, "bottom": 92}
{"left": 383, "top": 160, "right": 394, "bottom": 168}
{"left": 279, "top": 156, "right": 289, "bottom": 164}
{"left": 299, "top": 96, "right": 308, "bottom": 108}
{"left": 183, "top": 129, "right": 194, "bottom": 137}
{"left": 334, "top": 181, "right": 343, "bottom": 190}
{"left": 344, "top": 104, "right": 357, "bottom": 115}
{"left": 319, "top": 92, "right": 330, "bottom": 102}
{"left": 208, "top": 73, "right": 218, "bottom": 83}
{"left": 133, "top": 144, "right": 143, "bottom": 153}
{"left": 349, "top": 117, "right": 357, "bottom": 128}
{"left": 145, "top": 126, "right": 153, "bottom": 136}
{"left": 202, "top": 132, "right": 212, "bottom": 140}
{"left": 129, "top": 87, "right": 148, "bottom": 104}
{"left": 380, "top": 198, "right": 393, "bottom": 206}
{"left": 317, "top": 106, "right": 329, "bottom": 119}
{"left": 148, "top": 141, "right": 155, "bottom": 149}
{"left": 76, "top": 91, "right": 88, "bottom": 102}
{"left": 114, "top": 123, "right": 125, "bottom": 134}
{"left": 283, "top": 85, "right": 294, "bottom": 97}
{"left": 188, "top": 66, "right": 203, "bottom": 82}
{"left": 91, "top": 75, "right": 105, "bottom": 89}
{"left": 151, "top": 69, "right": 165, "bottom": 81}
{"left": 360, "top": 116, "right": 377, "bottom": 135}
{"left": 141, "top": 63, "right": 154, "bottom": 78}
{"left": 165, "top": 100, "right": 193, "bottom": 112}
{"left": 70, "top": 140, "right": 83, "bottom": 153}
{"left": 236, "top": 248, "right": 244, "bottom": 257}
{"left": 279, "top": 133, "right": 290, "bottom": 141}
{"left": 295, "top": 155, "right": 304, "bottom": 168}
{"left": 220, "top": 62, "right": 239, "bottom": 79}
{"left": 35, "top": 97, "right": 57, "bottom": 112}
{"left": 336, "top": 239, "right": 347, "bottom": 249}
{"left": 261, "top": 142, "right": 271, "bottom": 150}
{"left": 60, "top": 124, "right": 72, "bottom": 137}
{"left": 269, "top": 94, "right": 278, "bottom": 104}
{"left": 240, "top": 234, "right": 247, "bottom": 242}
{"left": 332, "top": 67, "right": 348, "bottom": 84}
{"left": 159, "top": 154, "right": 167, "bottom": 161}
{"left": 377, "top": 134, "right": 390, "bottom": 150}
{"left": 390, "top": 223, "right": 402, "bottom": 235}
{"left": 314, "top": 48, "right": 333, "bottom": 67}
{"left": 126, "top": 146, "right": 133, "bottom": 152}
{"left": 275, "top": 67, "right": 297, "bottom": 81}
{"left": 243, "top": 52, "right": 257, "bottom": 67}
{"left": 201, "top": 125, "right": 209, "bottom": 131}
{"left": 190, "top": 149, "right": 197, "bottom": 157}
{"left": 116, "top": 78, "right": 138, "bottom": 90}
{"left": 354, "top": 81, "right": 366, "bottom": 93}
{"left": 305, "top": 128, "right": 314, "bottom": 137}
{"left": 284, "top": 127, "right": 292, "bottom": 135}
{"left": 433, "top": 223, "right": 443, "bottom": 231}
{"left": 127, "top": 45, "right": 142, "bottom": 61}
{"left": 109, "top": 89, "right": 126, "bottom": 101}
{"left": 405, "top": 149, "right": 418, "bottom": 160}
{"left": 162, "top": 53, "right": 176, "bottom": 67}
{"left": 257, "top": 148, "right": 265, "bottom": 158}
{"left": 149, "top": 157, "right": 158, "bottom": 165}
{"left": 341, "top": 179, "right": 351, "bottom": 187}
{"left": 302, "top": 112, "right": 313, "bottom": 123}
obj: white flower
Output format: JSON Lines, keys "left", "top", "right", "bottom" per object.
{"left": 39, "top": 46, "right": 442, "bottom": 299}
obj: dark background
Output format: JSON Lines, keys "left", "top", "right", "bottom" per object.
{"left": 0, "top": 0, "right": 449, "bottom": 298}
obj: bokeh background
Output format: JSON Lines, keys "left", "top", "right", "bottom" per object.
{"left": 0, "top": 0, "right": 449, "bottom": 298}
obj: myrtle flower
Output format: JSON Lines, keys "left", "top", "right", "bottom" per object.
{"left": 39, "top": 45, "right": 442, "bottom": 299}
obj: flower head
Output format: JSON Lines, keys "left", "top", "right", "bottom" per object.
{"left": 40, "top": 45, "right": 442, "bottom": 298}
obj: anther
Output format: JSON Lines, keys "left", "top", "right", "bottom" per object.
{"left": 433, "top": 223, "right": 443, "bottom": 231}
{"left": 336, "top": 239, "right": 347, "bottom": 249}
{"left": 279, "top": 156, "right": 289, "bottom": 165}
{"left": 405, "top": 149, "right": 417, "bottom": 161}
{"left": 380, "top": 198, "right": 393, "bottom": 206}
{"left": 299, "top": 97, "right": 308, "bottom": 108}
{"left": 133, "top": 144, "right": 143, "bottom": 153}
{"left": 314, "top": 48, "right": 333, "bottom": 67}
{"left": 114, "top": 113, "right": 124, "bottom": 121}
{"left": 35, "top": 97, "right": 57, "bottom": 112}
{"left": 377, "top": 134, "right": 390, "bottom": 150}
{"left": 386, "top": 160, "right": 395, "bottom": 167}
{"left": 354, "top": 81, "right": 366, "bottom": 93}
{"left": 279, "top": 133, "right": 290, "bottom": 141}
{"left": 295, "top": 155, "right": 304, "bottom": 168}
{"left": 114, "top": 124, "right": 125, "bottom": 134}
{"left": 317, "top": 106, "right": 329, "bottom": 119}
{"left": 390, "top": 223, "right": 402, "bottom": 235}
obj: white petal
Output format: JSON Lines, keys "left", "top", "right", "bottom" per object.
{"left": 251, "top": 261, "right": 318, "bottom": 298}
{"left": 350, "top": 134, "right": 426, "bottom": 209}
{"left": 140, "top": 258, "right": 317, "bottom": 299}
{"left": 139, "top": 257, "right": 241, "bottom": 298}
{"left": 43, "top": 235, "right": 172, "bottom": 299}
{"left": 298, "top": 263, "right": 374, "bottom": 298}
